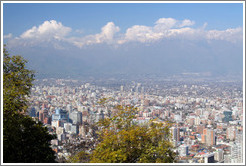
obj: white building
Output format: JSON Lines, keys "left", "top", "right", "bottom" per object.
{"left": 214, "top": 149, "right": 224, "bottom": 162}
{"left": 178, "top": 144, "right": 189, "bottom": 157}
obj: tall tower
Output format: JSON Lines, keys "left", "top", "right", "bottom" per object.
{"left": 226, "top": 126, "right": 236, "bottom": 141}
{"left": 202, "top": 128, "right": 207, "bottom": 144}
{"left": 204, "top": 129, "right": 216, "bottom": 146}
{"left": 171, "top": 125, "right": 180, "bottom": 147}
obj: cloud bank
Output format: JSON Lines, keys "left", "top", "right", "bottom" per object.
{"left": 68, "top": 22, "right": 120, "bottom": 48}
{"left": 5, "top": 18, "right": 243, "bottom": 49}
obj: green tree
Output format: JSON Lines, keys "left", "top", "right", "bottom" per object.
{"left": 68, "top": 151, "right": 90, "bottom": 163}
{"left": 3, "top": 46, "right": 57, "bottom": 163}
{"left": 89, "top": 105, "right": 176, "bottom": 163}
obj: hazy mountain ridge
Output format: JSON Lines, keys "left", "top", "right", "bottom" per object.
{"left": 7, "top": 39, "right": 243, "bottom": 80}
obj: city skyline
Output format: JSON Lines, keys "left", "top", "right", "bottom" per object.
{"left": 24, "top": 77, "right": 244, "bottom": 163}
{"left": 2, "top": 2, "right": 244, "bottom": 79}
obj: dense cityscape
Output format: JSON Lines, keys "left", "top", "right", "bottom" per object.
{"left": 3, "top": 2, "right": 244, "bottom": 164}
{"left": 27, "top": 77, "right": 244, "bottom": 163}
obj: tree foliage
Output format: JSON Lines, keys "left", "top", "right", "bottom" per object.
{"left": 89, "top": 105, "right": 176, "bottom": 163}
{"left": 68, "top": 151, "right": 91, "bottom": 163}
{"left": 3, "top": 46, "right": 57, "bottom": 163}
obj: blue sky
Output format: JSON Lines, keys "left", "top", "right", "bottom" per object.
{"left": 2, "top": 2, "right": 244, "bottom": 78}
{"left": 3, "top": 3, "right": 243, "bottom": 36}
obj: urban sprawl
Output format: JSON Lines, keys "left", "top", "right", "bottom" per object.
{"left": 27, "top": 78, "right": 243, "bottom": 163}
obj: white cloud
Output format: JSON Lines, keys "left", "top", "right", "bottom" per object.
{"left": 118, "top": 18, "right": 242, "bottom": 44}
{"left": 5, "top": 18, "right": 243, "bottom": 49}
{"left": 119, "top": 18, "right": 197, "bottom": 44}
{"left": 101, "top": 22, "right": 120, "bottom": 41}
{"left": 206, "top": 27, "right": 243, "bottom": 43}
{"left": 179, "top": 19, "right": 195, "bottom": 27}
{"left": 20, "top": 20, "right": 71, "bottom": 41}
{"left": 4, "top": 33, "right": 13, "bottom": 39}
{"left": 155, "top": 18, "right": 177, "bottom": 30}
{"left": 121, "top": 25, "right": 156, "bottom": 43}
{"left": 68, "top": 22, "right": 120, "bottom": 47}
{"left": 7, "top": 20, "right": 72, "bottom": 48}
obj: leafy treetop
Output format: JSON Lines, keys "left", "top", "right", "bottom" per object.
{"left": 89, "top": 104, "right": 176, "bottom": 163}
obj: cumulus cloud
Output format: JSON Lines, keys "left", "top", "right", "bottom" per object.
{"left": 5, "top": 18, "right": 242, "bottom": 49}
{"left": 119, "top": 18, "right": 197, "bottom": 44}
{"left": 6, "top": 20, "right": 72, "bottom": 49}
{"left": 118, "top": 18, "right": 242, "bottom": 44}
{"left": 4, "top": 33, "right": 13, "bottom": 39}
{"left": 20, "top": 20, "right": 71, "bottom": 40}
{"left": 179, "top": 19, "right": 195, "bottom": 27}
{"left": 118, "top": 25, "right": 160, "bottom": 44}
{"left": 155, "top": 18, "right": 178, "bottom": 30}
{"left": 206, "top": 27, "right": 243, "bottom": 43}
{"left": 68, "top": 22, "right": 120, "bottom": 48}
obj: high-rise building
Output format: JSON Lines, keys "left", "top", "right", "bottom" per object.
{"left": 202, "top": 128, "right": 216, "bottom": 146}
{"left": 230, "top": 133, "right": 243, "bottom": 163}
{"left": 206, "top": 129, "right": 216, "bottom": 146}
{"left": 214, "top": 149, "right": 224, "bottom": 162}
{"left": 64, "top": 123, "right": 72, "bottom": 133}
{"left": 52, "top": 108, "right": 68, "bottom": 122}
{"left": 201, "top": 128, "right": 207, "bottom": 144}
{"left": 226, "top": 126, "right": 236, "bottom": 141}
{"left": 69, "top": 111, "right": 82, "bottom": 125}
{"left": 71, "top": 125, "right": 78, "bottom": 135}
{"left": 224, "top": 154, "right": 232, "bottom": 163}
{"left": 235, "top": 132, "right": 243, "bottom": 163}
{"left": 171, "top": 126, "right": 180, "bottom": 146}
{"left": 223, "top": 111, "right": 233, "bottom": 123}
{"left": 178, "top": 144, "right": 189, "bottom": 156}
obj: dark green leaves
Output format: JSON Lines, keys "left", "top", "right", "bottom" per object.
{"left": 3, "top": 46, "right": 56, "bottom": 163}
